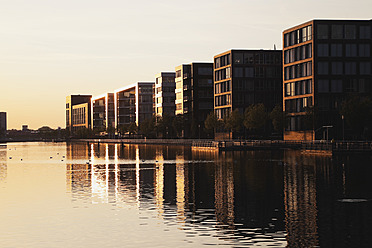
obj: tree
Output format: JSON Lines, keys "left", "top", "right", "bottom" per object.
{"left": 269, "top": 105, "right": 284, "bottom": 132}
{"left": 340, "top": 96, "right": 372, "bottom": 139}
{"left": 224, "top": 109, "right": 243, "bottom": 139}
{"left": 204, "top": 111, "right": 223, "bottom": 137}
{"left": 139, "top": 116, "right": 156, "bottom": 138}
{"left": 244, "top": 104, "right": 267, "bottom": 131}
{"left": 172, "top": 114, "right": 185, "bottom": 138}
{"left": 156, "top": 114, "right": 174, "bottom": 138}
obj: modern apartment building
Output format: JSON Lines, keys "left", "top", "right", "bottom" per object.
{"left": 175, "top": 63, "right": 214, "bottom": 137}
{"left": 283, "top": 19, "right": 372, "bottom": 140}
{"left": 66, "top": 95, "right": 92, "bottom": 133}
{"left": 114, "top": 82, "right": 154, "bottom": 128}
{"left": 155, "top": 72, "right": 176, "bottom": 118}
{"left": 0, "top": 112, "right": 6, "bottom": 139}
{"left": 213, "top": 49, "right": 282, "bottom": 137}
{"left": 91, "top": 93, "right": 115, "bottom": 131}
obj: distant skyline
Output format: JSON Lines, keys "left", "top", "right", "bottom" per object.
{"left": 1, "top": 0, "right": 371, "bottom": 129}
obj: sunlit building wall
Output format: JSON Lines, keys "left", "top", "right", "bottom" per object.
{"left": 66, "top": 95, "right": 92, "bottom": 134}
{"left": 91, "top": 93, "right": 115, "bottom": 131}
{"left": 283, "top": 19, "right": 372, "bottom": 140}
{"left": 155, "top": 72, "right": 176, "bottom": 118}
{"left": 114, "top": 82, "right": 154, "bottom": 128}
{"left": 71, "top": 103, "right": 90, "bottom": 131}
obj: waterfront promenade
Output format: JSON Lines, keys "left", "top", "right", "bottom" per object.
{"left": 74, "top": 138, "right": 372, "bottom": 155}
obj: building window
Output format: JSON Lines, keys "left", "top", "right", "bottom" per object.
{"left": 345, "top": 44, "right": 357, "bottom": 57}
{"left": 318, "top": 62, "right": 329, "bottom": 75}
{"left": 331, "top": 44, "right": 343, "bottom": 57}
{"left": 360, "top": 26, "right": 371, "bottom": 39}
{"left": 234, "top": 67, "right": 243, "bottom": 77}
{"left": 359, "top": 44, "right": 370, "bottom": 57}
{"left": 234, "top": 53, "right": 243, "bottom": 64}
{"left": 331, "top": 80, "right": 343, "bottom": 93}
{"left": 317, "top": 24, "right": 328, "bottom": 39}
{"left": 360, "top": 62, "right": 371, "bottom": 75}
{"left": 344, "top": 25, "right": 356, "bottom": 39}
{"left": 345, "top": 62, "right": 356, "bottom": 75}
{"left": 331, "top": 25, "right": 343, "bottom": 39}
{"left": 317, "top": 44, "right": 329, "bottom": 57}
{"left": 244, "top": 53, "right": 254, "bottom": 64}
{"left": 244, "top": 67, "right": 254, "bottom": 77}
{"left": 317, "top": 80, "right": 329, "bottom": 93}
{"left": 331, "top": 62, "right": 343, "bottom": 75}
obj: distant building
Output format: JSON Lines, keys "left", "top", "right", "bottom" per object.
{"left": 22, "top": 125, "right": 28, "bottom": 132}
{"left": 0, "top": 112, "right": 6, "bottom": 138}
{"left": 91, "top": 93, "right": 115, "bottom": 131}
{"left": 283, "top": 19, "right": 372, "bottom": 140}
{"left": 66, "top": 95, "right": 92, "bottom": 134}
{"left": 175, "top": 63, "right": 214, "bottom": 138}
{"left": 155, "top": 72, "right": 176, "bottom": 118}
{"left": 114, "top": 82, "right": 154, "bottom": 128}
{"left": 213, "top": 49, "right": 282, "bottom": 138}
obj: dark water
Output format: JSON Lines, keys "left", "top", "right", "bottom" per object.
{"left": 1, "top": 142, "right": 371, "bottom": 247}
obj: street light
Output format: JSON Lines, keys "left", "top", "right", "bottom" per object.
{"left": 342, "top": 115, "right": 345, "bottom": 141}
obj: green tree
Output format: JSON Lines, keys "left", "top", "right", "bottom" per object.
{"left": 139, "top": 116, "right": 156, "bottom": 138}
{"left": 156, "top": 114, "right": 174, "bottom": 138}
{"left": 204, "top": 111, "right": 223, "bottom": 137}
{"left": 244, "top": 104, "right": 267, "bottom": 131}
{"left": 340, "top": 96, "right": 372, "bottom": 139}
{"left": 269, "top": 105, "right": 285, "bottom": 132}
{"left": 224, "top": 109, "right": 243, "bottom": 139}
{"left": 172, "top": 114, "right": 185, "bottom": 138}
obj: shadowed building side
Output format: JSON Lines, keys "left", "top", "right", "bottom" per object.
{"left": 283, "top": 19, "right": 372, "bottom": 141}
{"left": 175, "top": 63, "right": 213, "bottom": 138}
{"left": 213, "top": 49, "right": 282, "bottom": 139}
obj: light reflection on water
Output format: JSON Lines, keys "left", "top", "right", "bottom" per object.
{"left": 1, "top": 142, "right": 372, "bottom": 247}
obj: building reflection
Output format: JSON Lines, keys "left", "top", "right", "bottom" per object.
{"left": 0, "top": 145, "right": 7, "bottom": 182}
{"left": 214, "top": 152, "right": 234, "bottom": 228}
{"left": 283, "top": 151, "right": 319, "bottom": 247}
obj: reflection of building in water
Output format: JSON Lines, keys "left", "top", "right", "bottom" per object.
{"left": 176, "top": 154, "right": 188, "bottom": 223}
{"left": 0, "top": 146, "right": 7, "bottom": 182}
{"left": 66, "top": 143, "right": 140, "bottom": 205}
{"left": 215, "top": 152, "right": 235, "bottom": 228}
{"left": 283, "top": 151, "right": 319, "bottom": 247}
{"left": 154, "top": 151, "right": 164, "bottom": 217}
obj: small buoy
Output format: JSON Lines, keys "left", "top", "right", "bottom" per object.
{"left": 61, "top": 160, "right": 64, "bottom": 161}
{"left": 155, "top": 160, "right": 158, "bottom": 163}
{"left": 57, "top": 153, "right": 59, "bottom": 155}
{"left": 142, "top": 159, "right": 145, "bottom": 162}
{"left": 21, "top": 159, "right": 23, "bottom": 161}
{"left": 50, "top": 157, "right": 53, "bottom": 159}
{"left": 62, "top": 156, "right": 65, "bottom": 158}
{"left": 9, "top": 157, "right": 12, "bottom": 159}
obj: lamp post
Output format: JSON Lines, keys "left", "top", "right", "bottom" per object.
{"left": 198, "top": 124, "right": 201, "bottom": 139}
{"left": 342, "top": 115, "right": 345, "bottom": 141}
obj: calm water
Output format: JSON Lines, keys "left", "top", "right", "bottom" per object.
{"left": 0, "top": 142, "right": 371, "bottom": 247}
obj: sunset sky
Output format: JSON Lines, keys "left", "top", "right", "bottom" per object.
{"left": 0, "top": 0, "right": 371, "bottom": 129}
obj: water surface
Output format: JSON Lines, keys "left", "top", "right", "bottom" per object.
{"left": 0, "top": 142, "right": 371, "bottom": 247}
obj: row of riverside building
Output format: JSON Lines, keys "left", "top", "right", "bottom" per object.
{"left": 66, "top": 19, "right": 372, "bottom": 141}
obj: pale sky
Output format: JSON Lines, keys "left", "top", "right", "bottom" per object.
{"left": 0, "top": 0, "right": 371, "bottom": 129}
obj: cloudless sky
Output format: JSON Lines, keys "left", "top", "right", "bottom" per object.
{"left": 0, "top": 0, "right": 371, "bottom": 129}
